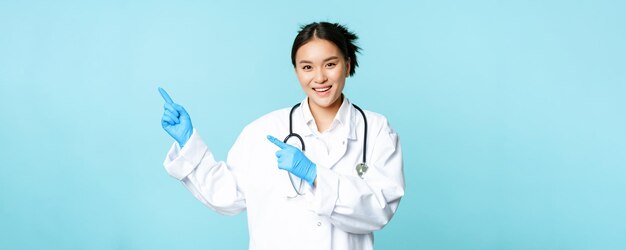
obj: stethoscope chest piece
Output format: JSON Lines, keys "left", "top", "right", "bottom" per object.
{"left": 356, "top": 163, "right": 368, "bottom": 178}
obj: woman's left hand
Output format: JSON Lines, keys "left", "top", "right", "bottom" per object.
{"left": 267, "top": 135, "right": 317, "bottom": 186}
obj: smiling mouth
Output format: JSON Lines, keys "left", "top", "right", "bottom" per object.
{"left": 313, "top": 86, "right": 332, "bottom": 93}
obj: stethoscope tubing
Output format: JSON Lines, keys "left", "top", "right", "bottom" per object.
{"left": 284, "top": 103, "right": 367, "bottom": 164}
{"left": 282, "top": 102, "right": 369, "bottom": 196}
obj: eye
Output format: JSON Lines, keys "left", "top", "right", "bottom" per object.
{"left": 326, "top": 62, "right": 336, "bottom": 68}
{"left": 302, "top": 65, "right": 312, "bottom": 70}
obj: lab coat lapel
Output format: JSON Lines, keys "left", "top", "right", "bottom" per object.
{"left": 326, "top": 101, "right": 357, "bottom": 169}
{"left": 326, "top": 136, "right": 348, "bottom": 169}
{"left": 294, "top": 97, "right": 358, "bottom": 170}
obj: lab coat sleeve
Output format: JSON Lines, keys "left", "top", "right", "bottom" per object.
{"left": 163, "top": 128, "right": 247, "bottom": 216}
{"left": 312, "top": 121, "right": 405, "bottom": 234}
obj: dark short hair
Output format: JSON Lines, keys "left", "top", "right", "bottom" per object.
{"left": 291, "top": 22, "right": 361, "bottom": 77}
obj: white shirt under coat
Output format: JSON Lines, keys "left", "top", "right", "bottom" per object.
{"left": 163, "top": 97, "right": 405, "bottom": 250}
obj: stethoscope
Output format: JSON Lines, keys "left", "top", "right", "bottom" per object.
{"left": 283, "top": 102, "right": 369, "bottom": 196}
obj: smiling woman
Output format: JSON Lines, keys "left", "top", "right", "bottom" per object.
{"left": 291, "top": 22, "right": 360, "bottom": 135}
{"left": 294, "top": 38, "right": 350, "bottom": 132}
{"left": 159, "top": 22, "right": 404, "bottom": 250}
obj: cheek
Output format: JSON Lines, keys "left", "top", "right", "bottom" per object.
{"left": 296, "top": 71, "right": 311, "bottom": 87}
{"left": 329, "top": 68, "right": 346, "bottom": 81}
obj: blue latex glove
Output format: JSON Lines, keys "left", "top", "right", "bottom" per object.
{"left": 267, "top": 135, "right": 317, "bottom": 186}
{"left": 159, "top": 87, "right": 193, "bottom": 147}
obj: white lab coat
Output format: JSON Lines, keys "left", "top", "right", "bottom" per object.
{"left": 163, "top": 97, "right": 404, "bottom": 250}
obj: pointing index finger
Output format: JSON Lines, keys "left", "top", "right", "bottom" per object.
{"left": 267, "top": 135, "right": 288, "bottom": 149}
{"left": 158, "top": 87, "right": 174, "bottom": 104}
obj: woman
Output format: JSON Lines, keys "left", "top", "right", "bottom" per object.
{"left": 159, "top": 22, "right": 404, "bottom": 250}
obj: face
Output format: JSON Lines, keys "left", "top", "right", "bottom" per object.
{"left": 294, "top": 38, "right": 350, "bottom": 112}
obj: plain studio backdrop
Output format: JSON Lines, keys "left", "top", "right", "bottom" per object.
{"left": 1, "top": 0, "right": 624, "bottom": 249}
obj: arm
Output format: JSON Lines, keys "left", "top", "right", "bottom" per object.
{"left": 313, "top": 122, "right": 405, "bottom": 234}
{"left": 163, "top": 129, "right": 247, "bottom": 216}
{"left": 158, "top": 87, "right": 247, "bottom": 215}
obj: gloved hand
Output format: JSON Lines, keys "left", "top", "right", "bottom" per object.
{"left": 267, "top": 135, "right": 317, "bottom": 186}
{"left": 159, "top": 87, "right": 193, "bottom": 147}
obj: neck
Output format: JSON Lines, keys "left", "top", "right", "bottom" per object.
{"left": 309, "top": 95, "right": 343, "bottom": 133}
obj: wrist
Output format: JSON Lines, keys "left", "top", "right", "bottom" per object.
{"left": 305, "top": 163, "right": 317, "bottom": 186}
{"left": 180, "top": 129, "right": 193, "bottom": 147}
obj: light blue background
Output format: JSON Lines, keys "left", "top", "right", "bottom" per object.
{"left": 1, "top": 0, "right": 625, "bottom": 249}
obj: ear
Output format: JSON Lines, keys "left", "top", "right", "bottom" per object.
{"left": 345, "top": 57, "right": 351, "bottom": 77}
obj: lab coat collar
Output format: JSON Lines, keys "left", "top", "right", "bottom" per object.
{"left": 297, "top": 96, "right": 357, "bottom": 140}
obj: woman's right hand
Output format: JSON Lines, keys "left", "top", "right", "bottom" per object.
{"left": 159, "top": 87, "right": 193, "bottom": 147}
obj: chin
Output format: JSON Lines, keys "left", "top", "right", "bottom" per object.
{"left": 309, "top": 95, "right": 339, "bottom": 108}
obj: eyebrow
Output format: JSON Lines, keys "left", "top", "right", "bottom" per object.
{"left": 298, "top": 56, "right": 340, "bottom": 64}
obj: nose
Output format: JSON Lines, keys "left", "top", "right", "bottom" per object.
{"left": 314, "top": 69, "right": 328, "bottom": 84}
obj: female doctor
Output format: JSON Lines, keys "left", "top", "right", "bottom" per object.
{"left": 159, "top": 22, "right": 404, "bottom": 250}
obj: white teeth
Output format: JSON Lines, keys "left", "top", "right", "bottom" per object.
{"left": 314, "top": 87, "right": 331, "bottom": 92}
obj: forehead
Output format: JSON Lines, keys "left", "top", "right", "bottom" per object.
{"left": 295, "top": 38, "right": 343, "bottom": 62}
